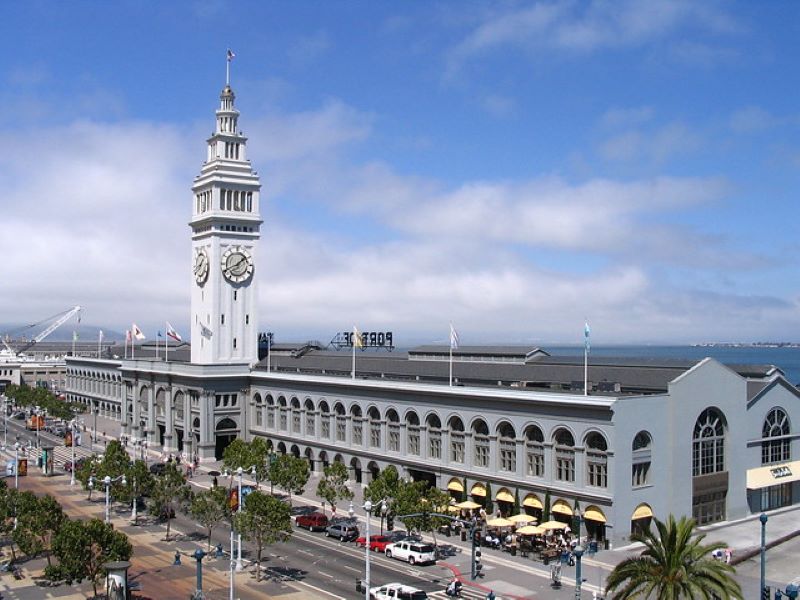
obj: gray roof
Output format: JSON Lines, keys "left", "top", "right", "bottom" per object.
{"left": 254, "top": 348, "right": 781, "bottom": 395}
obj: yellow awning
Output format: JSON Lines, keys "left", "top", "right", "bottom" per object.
{"left": 552, "top": 499, "right": 573, "bottom": 516}
{"left": 584, "top": 505, "right": 606, "bottom": 523}
{"left": 746, "top": 460, "right": 800, "bottom": 490}
{"left": 471, "top": 483, "right": 486, "bottom": 497}
{"left": 523, "top": 494, "right": 543, "bottom": 509}
{"left": 632, "top": 504, "right": 653, "bottom": 520}
{"left": 447, "top": 478, "right": 464, "bottom": 492}
{"left": 496, "top": 489, "right": 514, "bottom": 503}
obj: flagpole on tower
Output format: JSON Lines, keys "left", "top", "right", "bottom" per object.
{"left": 226, "top": 48, "right": 235, "bottom": 86}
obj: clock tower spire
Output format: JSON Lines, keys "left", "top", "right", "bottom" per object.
{"left": 189, "top": 55, "right": 262, "bottom": 365}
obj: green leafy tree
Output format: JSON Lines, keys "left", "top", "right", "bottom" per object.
{"left": 393, "top": 480, "right": 451, "bottom": 549}
{"left": 75, "top": 455, "right": 102, "bottom": 500}
{"left": 234, "top": 490, "right": 292, "bottom": 581}
{"left": 12, "top": 493, "right": 65, "bottom": 566}
{"left": 149, "top": 462, "right": 191, "bottom": 540}
{"left": 270, "top": 454, "right": 310, "bottom": 503}
{"left": 95, "top": 440, "right": 132, "bottom": 502}
{"left": 121, "top": 460, "right": 154, "bottom": 525}
{"left": 250, "top": 437, "right": 271, "bottom": 488}
{"left": 605, "top": 515, "right": 743, "bottom": 600}
{"left": 316, "top": 461, "right": 353, "bottom": 515}
{"left": 364, "top": 465, "right": 400, "bottom": 533}
{"left": 190, "top": 486, "right": 230, "bottom": 549}
{"left": 0, "top": 482, "right": 19, "bottom": 561}
{"left": 47, "top": 518, "right": 132, "bottom": 597}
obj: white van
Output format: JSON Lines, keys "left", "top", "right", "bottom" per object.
{"left": 369, "top": 582, "right": 428, "bottom": 600}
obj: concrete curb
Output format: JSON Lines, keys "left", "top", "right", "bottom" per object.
{"left": 730, "top": 528, "right": 800, "bottom": 566}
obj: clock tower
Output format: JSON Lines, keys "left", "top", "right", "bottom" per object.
{"left": 189, "top": 78, "right": 262, "bottom": 365}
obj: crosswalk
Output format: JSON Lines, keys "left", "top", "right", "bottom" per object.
{"left": 428, "top": 587, "right": 495, "bottom": 599}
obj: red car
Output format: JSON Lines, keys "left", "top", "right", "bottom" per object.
{"left": 368, "top": 536, "right": 394, "bottom": 553}
{"left": 355, "top": 534, "right": 385, "bottom": 548}
{"left": 295, "top": 512, "right": 329, "bottom": 532}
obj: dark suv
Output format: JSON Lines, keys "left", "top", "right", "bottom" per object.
{"left": 325, "top": 522, "right": 359, "bottom": 541}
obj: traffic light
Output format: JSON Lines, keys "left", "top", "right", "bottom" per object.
{"left": 763, "top": 586, "right": 771, "bottom": 600}
{"left": 386, "top": 512, "right": 394, "bottom": 531}
{"left": 473, "top": 548, "right": 482, "bottom": 578}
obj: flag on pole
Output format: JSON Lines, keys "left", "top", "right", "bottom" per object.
{"left": 227, "top": 48, "right": 235, "bottom": 61}
{"left": 166, "top": 322, "right": 182, "bottom": 342}
{"left": 125, "top": 329, "right": 131, "bottom": 344}
{"left": 157, "top": 331, "right": 163, "bottom": 339}
{"left": 449, "top": 323, "right": 459, "bottom": 350}
{"left": 584, "top": 320, "right": 591, "bottom": 353}
{"left": 353, "top": 326, "right": 364, "bottom": 349}
{"left": 72, "top": 331, "right": 78, "bottom": 342}
{"left": 132, "top": 323, "right": 145, "bottom": 340}
{"left": 99, "top": 330, "right": 103, "bottom": 342}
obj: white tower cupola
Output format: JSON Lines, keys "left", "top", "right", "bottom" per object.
{"left": 189, "top": 62, "right": 262, "bottom": 366}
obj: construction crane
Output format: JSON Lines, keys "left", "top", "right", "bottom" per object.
{"left": 1, "top": 305, "right": 82, "bottom": 357}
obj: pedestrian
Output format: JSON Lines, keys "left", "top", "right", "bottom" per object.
{"left": 486, "top": 591, "right": 495, "bottom": 600}
{"left": 212, "top": 475, "right": 218, "bottom": 487}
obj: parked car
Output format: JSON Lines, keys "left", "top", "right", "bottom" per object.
{"left": 295, "top": 512, "right": 329, "bottom": 531}
{"left": 369, "top": 583, "right": 428, "bottom": 600}
{"left": 325, "top": 522, "right": 359, "bottom": 541}
{"left": 384, "top": 540, "right": 437, "bottom": 565}
{"left": 356, "top": 534, "right": 385, "bottom": 548}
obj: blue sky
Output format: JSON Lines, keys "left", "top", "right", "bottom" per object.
{"left": 1, "top": 0, "right": 799, "bottom": 345}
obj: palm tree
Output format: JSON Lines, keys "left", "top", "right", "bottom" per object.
{"left": 605, "top": 514, "right": 742, "bottom": 600}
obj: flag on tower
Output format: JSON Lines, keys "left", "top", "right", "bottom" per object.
{"left": 125, "top": 330, "right": 131, "bottom": 343}
{"left": 166, "top": 322, "right": 182, "bottom": 342}
{"left": 449, "top": 323, "right": 459, "bottom": 350}
{"left": 131, "top": 323, "right": 145, "bottom": 340}
{"left": 227, "top": 48, "right": 235, "bottom": 61}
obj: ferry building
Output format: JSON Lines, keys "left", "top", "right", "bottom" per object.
{"left": 65, "top": 67, "right": 800, "bottom": 547}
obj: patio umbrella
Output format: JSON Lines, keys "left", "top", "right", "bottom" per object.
{"left": 455, "top": 500, "right": 482, "bottom": 510}
{"left": 486, "top": 517, "right": 514, "bottom": 528}
{"left": 207, "top": 470, "right": 221, "bottom": 477}
{"left": 539, "top": 520, "right": 569, "bottom": 530}
{"left": 516, "top": 525, "right": 545, "bottom": 535}
{"left": 507, "top": 513, "right": 535, "bottom": 524}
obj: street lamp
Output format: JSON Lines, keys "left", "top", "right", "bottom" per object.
{"left": 2, "top": 395, "right": 8, "bottom": 448}
{"left": 14, "top": 440, "right": 20, "bottom": 489}
{"left": 89, "top": 474, "right": 127, "bottom": 523}
{"left": 192, "top": 548, "right": 207, "bottom": 599}
{"left": 225, "top": 465, "right": 256, "bottom": 572}
{"left": 574, "top": 544, "right": 584, "bottom": 600}
{"left": 69, "top": 419, "right": 80, "bottom": 486}
{"left": 760, "top": 513, "right": 768, "bottom": 599}
{"left": 131, "top": 476, "right": 139, "bottom": 525}
{"left": 350, "top": 499, "right": 384, "bottom": 600}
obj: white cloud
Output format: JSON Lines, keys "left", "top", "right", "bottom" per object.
{"left": 0, "top": 91, "right": 792, "bottom": 346}
{"left": 446, "top": 0, "right": 740, "bottom": 74}
{"left": 599, "top": 121, "right": 702, "bottom": 164}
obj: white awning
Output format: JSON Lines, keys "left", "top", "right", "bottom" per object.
{"left": 747, "top": 460, "right": 800, "bottom": 490}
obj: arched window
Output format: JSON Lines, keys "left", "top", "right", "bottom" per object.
{"left": 525, "top": 425, "right": 544, "bottom": 477}
{"left": 473, "top": 419, "right": 489, "bottom": 468}
{"left": 585, "top": 432, "right": 608, "bottom": 488}
{"left": 266, "top": 395, "right": 275, "bottom": 429}
{"left": 554, "top": 428, "right": 575, "bottom": 482}
{"left": 406, "top": 411, "right": 420, "bottom": 456}
{"left": 351, "top": 405, "right": 363, "bottom": 446}
{"left": 304, "top": 398, "right": 315, "bottom": 436}
{"left": 291, "top": 397, "right": 301, "bottom": 434}
{"left": 386, "top": 409, "right": 400, "bottom": 452}
{"left": 498, "top": 423, "right": 516, "bottom": 472}
{"left": 692, "top": 408, "right": 725, "bottom": 476}
{"left": 449, "top": 416, "right": 465, "bottom": 463}
{"left": 253, "top": 393, "right": 263, "bottom": 427}
{"left": 762, "top": 408, "right": 790, "bottom": 465}
{"left": 278, "top": 396, "right": 288, "bottom": 431}
{"left": 319, "top": 401, "right": 331, "bottom": 439}
{"left": 335, "top": 403, "right": 347, "bottom": 442}
{"left": 631, "top": 431, "right": 652, "bottom": 487}
{"left": 368, "top": 407, "right": 382, "bottom": 449}
{"left": 427, "top": 414, "right": 442, "bottom": 460}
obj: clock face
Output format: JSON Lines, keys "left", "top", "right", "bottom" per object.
{"left": 193, "top": 250, "right": 209, "bottom": 285}
{"left": 221, "top": 246, "right": 253, "bottom": 283}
